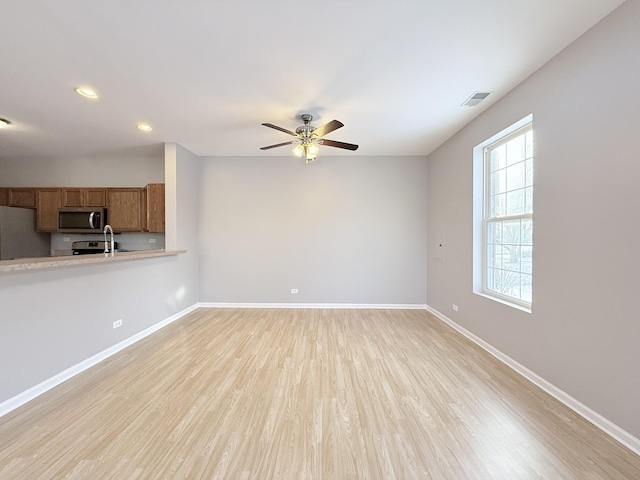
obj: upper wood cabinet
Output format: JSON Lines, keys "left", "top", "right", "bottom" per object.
{"left": 84, "top": 188, "right": 106, "bottom": 207}
{"left": 2, "top": 184, "right": 164, "bottom": 233}
{"left": 62, "top": 187, "right": 106, "bottom": 207}
{"left": 106, "top": 188, "right": 142, "bottom": 232}
{"left": 143, "top": 183, "right": 165, "bottom": 233}
{"left": 36, "top": 188, "right": 62, "bottom": 232}
{"left": 8, "top": 188, "right": 36, "bottom": 208}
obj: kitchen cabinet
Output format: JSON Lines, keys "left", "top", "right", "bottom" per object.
{"left": 84, "top": 188, "right": 106, "bottom": 207}
{"left": 0, "top": 188, "right": 7, "bottom": 206}
{"left": 106, "top": 188, "right": 142, "bottom": 232}
{"left": 36, "top": 188, "right": 62, "bottom": 232}
{"left": 143, "top": 183, "right": 165, "bottom": 233}
{"left": 62, "top": 188, "right": 106, "bottom": 207}
{"left": 8, "top": 188, "right": 36, "bottom": 208}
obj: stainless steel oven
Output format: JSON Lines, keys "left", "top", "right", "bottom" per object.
{"left": 71, "top": 240, "right": 118, "bottom": 255}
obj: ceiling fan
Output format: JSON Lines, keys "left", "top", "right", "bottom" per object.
{"left": 260, "top": 114, "right": 358, "bottom": 163}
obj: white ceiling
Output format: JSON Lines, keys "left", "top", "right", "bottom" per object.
{"left": 0, "top": 0, "right": 626, "bottom": 159}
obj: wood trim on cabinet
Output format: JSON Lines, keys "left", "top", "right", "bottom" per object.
{"left": 8, "top": 188, "right": 36, "bottom": 208}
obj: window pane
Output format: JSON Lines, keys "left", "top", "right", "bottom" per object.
{"left": 506, "top": 162, "right": 525, "bottom": 191}
{"left": 503, "top": 246, "right": 521, "bottom": 272}
{"left": 521, "top": 274, "right": 532, "bottom": 302}
{"left": 491, "top": 169, "right": 506, "bottom": 194}
{"left": 525, "top": 130, "right": 534, "bottom": 159}
{"left": 521, "top": 246, "right": 533, "bottom": 274}
{"left": 502, "top": 270, "right": 521, "bottom": 297}
{"left": 525, "top": 186, "right": 533, "bottom": 213}
{"left": 525, "top": 159, "right": 533, "bottom": 187}
{"left": 487, "top": 221, "right": 502, "bottom": 244}
{"left": 506, "top": 134, "right": 525, "bottom": 165}
{"left": 490, "top": 193, "right": 506, "bottom": 218}
{"left": 503, "top": 219, "right": 521, "bottom": 245}
{"left": 490, "top": 144, "right": 506, "bottom": 171}
{"left": 487, "top": 244, "right": 495, "bottom": 267}
{"left": 487, "top": 267, "right": 496, "bottom": 291}
{"left": 521, "top": 219, "right": 533, "bottom": 245}
{"left": 506, "top": 189, "right": 525, "bottom": 215}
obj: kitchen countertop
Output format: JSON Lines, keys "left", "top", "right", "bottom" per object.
{"left": 0, "top": 249, "right": 186, "bottom": 273}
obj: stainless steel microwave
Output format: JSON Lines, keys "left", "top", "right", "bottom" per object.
{"left": 58, "top": 208, "right": 107, "bottom": 233}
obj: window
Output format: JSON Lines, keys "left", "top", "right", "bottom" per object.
{"left": 473, "top": 115, "right": 533, "bottom": 311}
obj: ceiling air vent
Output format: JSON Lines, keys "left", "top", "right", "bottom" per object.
{"left": 461, "top": 91, "right": 491, "bottom": 107}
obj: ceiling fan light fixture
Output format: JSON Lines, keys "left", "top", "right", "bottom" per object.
{"left": 307, "top": 143, "right": 319, "bottom": 156}
{"left": 0, "top": 118, "right": 10, "bottom": 129}
{"left": 292, "top": 144, "right": 304, "bottom": 157}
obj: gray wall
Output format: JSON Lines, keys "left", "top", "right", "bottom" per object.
{"left": 165, "top": 142, "right": 201, "bottom": 288}
{"left": 0, "top": 145, "right": 165, "bottom": 187}
{"left": 199, "top": 155, "right": 428, "bottom": 304}
{"left": 0, "top": 143, "right": 199, "bottom": 405}
{"left": 426, "top": 0, "right": 640, "bottom": 438}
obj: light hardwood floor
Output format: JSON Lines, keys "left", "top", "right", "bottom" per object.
{"left": 1, "top": 308, "right": 639, "bottom": 479}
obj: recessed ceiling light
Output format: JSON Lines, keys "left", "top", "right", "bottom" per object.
{"left": 75, "top": 87, "right": 98, "bottom": 99}
{"left": 0, "top": 118, "right": 10, "bottom": 128}
{"left": 137, "top": 123, "right": 153, "bottom": 132}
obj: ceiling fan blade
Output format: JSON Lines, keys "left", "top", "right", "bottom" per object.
{"left": 312, "top": 120, "right": 344, "bottom": 138}
{"left": 259, "top": 141, "right": 296, "bottom": 150}
{"left": 318, "top": 139, "right": 359, "bottom": 151}
{"left": 262, "top": 123, "right": 297, "bottom": 136}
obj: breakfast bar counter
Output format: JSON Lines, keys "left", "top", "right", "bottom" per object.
{"left": 0, "top": 250, "right": 186, "bottom": 273}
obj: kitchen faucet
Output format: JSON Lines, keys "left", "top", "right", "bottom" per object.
{"left": 103, "top": 224, "right": 114, "bottom": 257}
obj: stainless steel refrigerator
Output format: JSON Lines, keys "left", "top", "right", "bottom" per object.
{"left": 0, "top": 206, "right": 51, "bottom": 260}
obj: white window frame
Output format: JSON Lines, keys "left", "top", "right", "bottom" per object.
{"left": 473, "top": 114, "right": 533, "bottom": 312}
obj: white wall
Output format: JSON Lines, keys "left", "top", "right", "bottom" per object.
{"left": 426, "top": 0, "right": 640, "bottom": 439}
{"left": 199, "top": 155, "right": 428, "bottom": 305}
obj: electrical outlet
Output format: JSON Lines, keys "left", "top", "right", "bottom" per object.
{"left": 63, "top": 237, "right": 71, "bottom": 243}
{"left": 113, "top": 319, "right": 123, "bottom": 329}
{"left": 291, "top": 288, "right": 298, "bottom": 294}
{"left": 452, "top": 304, "right": 458, "bottom": 312}
{"left": 149, "top": 238, "right": 156, "bottom": 244}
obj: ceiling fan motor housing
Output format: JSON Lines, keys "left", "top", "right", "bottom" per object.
{"left": 296, "top": 115, "right": 316, "bottom": 139}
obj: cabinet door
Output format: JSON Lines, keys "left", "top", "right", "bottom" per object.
{"left": 8, "top": 188, "right": 36, "bottom": 208}
{"left": 37, "top": 188, "right": 62, "bottom": 231}
{"left": 62, "top": 188, "right": 84, "bottom": 207}
{"left": 144, "top": 183, "right": 165, "bottom": 233}
{"left": 106, "top": 188, "right": 142, "bottom": 232}
{"left": 84, "top": 188, "right": 106, "bottom": 207}
{"left": 62, "top": 188, "right": 106, "bottom": 207}
{"left": 0, "top": 188, "right": 7, "bottom": 206}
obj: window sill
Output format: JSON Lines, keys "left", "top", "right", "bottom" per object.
{"left": 474, "top": 292, "right": 532, "bottom": 314}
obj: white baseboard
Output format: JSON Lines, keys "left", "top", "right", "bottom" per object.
{"left": 0, "top": 303, "right": 199, "bottom": 418}
{"left": 199, "top": 302, "right": 428, "bottom": 310}
{"left": 425, "top": 304, "right": 640, "bottom": 456}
